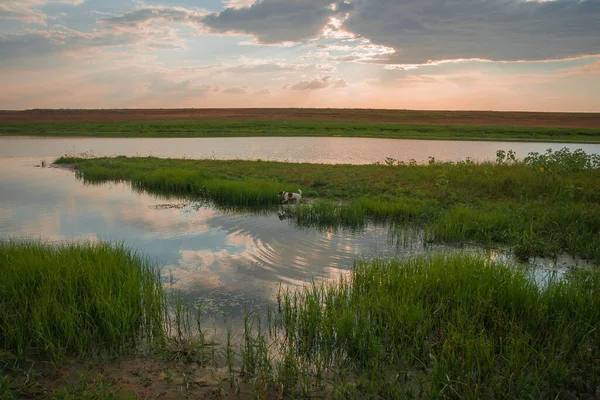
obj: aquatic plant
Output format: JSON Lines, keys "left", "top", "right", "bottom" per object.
{"left": 242, "top": 254, "right": 600, "bottom": 398}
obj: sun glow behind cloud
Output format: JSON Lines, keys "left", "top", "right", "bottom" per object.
{"left": 0, "top": 0, "right": 598, "bottom": 111}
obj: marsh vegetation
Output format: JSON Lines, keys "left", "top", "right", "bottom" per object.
{"left": 236, "top": 254, "right": 600, "bottom": 398}
{"left": 56, "top": 147, "right": 600, "bottom": 263}
{"left": 2, "top": 244, "right": 599, "bottom": 398}
{"left": 2, "top": 147, "right": 599, "bottom": 398}
{"left": 0, "top": 241, "right": 165, "bottom": 362}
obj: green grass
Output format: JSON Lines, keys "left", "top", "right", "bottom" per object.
{"left": 3, "top": 120, "right": 600, "bottom": 142}
{"left": 0, "top": 241, "right": 217, "bottom": 399}
{"left": 55, "top": 149, "right": 600, "bottom": 262}
{"left": 0, "top": 241, "right": 166, "bottom": 362}
{"left": 241, "top": 254, "right": 600, "bottom": 398}
{"left": 2, "top": 240, "right": 599, "bottom": 398}
{"left": 50, "top": 373, "right": 128, "bottom": 400}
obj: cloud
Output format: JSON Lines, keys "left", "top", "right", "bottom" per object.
{"left": 101, "top": 6, "right": 208, "bottom": 31}
{"left": 0, "top": 0, "right": 84, "bottom": 25}
{"left": 285, "top": 75, "right": 347, "bottom": 90}
{"left": 16, "top": 0, "right": 84, "bottom": 3}
{"left": 557, "top": 59, "right": 600, "bottom": 76}
{"left": 254, "top": 89, "right": 271, "bottom": 95}
{"left": 222, "top": 86, "right": 248, "bottom": 94}
{"left": 342, "top": 0, "right": 600, "bottom": 63}
{"left": 365, "top": 72, "right": 440, "bottom": 89}
{"left": 0, "top": 3, "right": 47, "bottom": 25}
{"left": 378, "top": 54, "right": 600, "bottom": 74}
{"left": 0, "top": 17, "right": 188, "bottom": 66}
{"left": 145, "top": 79, "right": 219, "bottom": 102}
{"left": 224, "top": 60, "right": 334, "bottom": 74}
{"left": 223, "top": 0, "right": 257, "bottom": 9}
{"left": 201, "top": 0, "right": 351, "bottom": 44}
{"left": 305, "top": 40, "right": 395, "bottom": 64}
{"left": 0, "top": 29, "right": 135, "bottom": 62}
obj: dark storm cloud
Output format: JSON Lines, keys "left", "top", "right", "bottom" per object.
{"left": 200, "top": 0, "right": 599, "bottom": 62}
{"left": 343, "top": 0, "right": 600, "bottom": 63}
{"left": 201, "top": 0, "right": 352, "bottom": 43}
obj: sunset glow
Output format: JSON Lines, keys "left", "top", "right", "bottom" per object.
{"left": 1, "top": 0, "right": 599, "bottom": 111}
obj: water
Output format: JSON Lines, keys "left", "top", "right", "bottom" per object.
{"left": 0, "top": 157, "right": 405, "bottom": 328}
{"left": 2, "top": 136, "right": 599, "bottom": 164}
{"left": 0, "top": 138, "right": 594, "bottom": 334}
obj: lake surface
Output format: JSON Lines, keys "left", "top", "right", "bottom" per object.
{"left": 2, "top": 136, "right": 600, "bottom": 164}
{"left": 1, "top": 137, "right": 594, "bottom": 334}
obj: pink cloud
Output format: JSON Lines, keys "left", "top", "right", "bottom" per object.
{"left": 284, "top": 76, "right": 347, "bottom": 91}
{"left": 0, "top": 0, "right": 85, "bottom": 25}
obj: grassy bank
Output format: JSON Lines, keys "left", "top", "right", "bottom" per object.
{"left": 55, "top": 148, "right": 600, "bottom": 262}
{"left": 2, "top": 243, "right": 599, "bottom": 398}
{"left": 241, "top": 254, "right": 600, "bottom": 398}
{"left": 0, "top": 241, "right": 215, "bottom": 398}
{"left": 0, "top": 241, "right": 166, "bottom": 363}
{"left": 3, "top": 120, "right": 600, "bottom": 142}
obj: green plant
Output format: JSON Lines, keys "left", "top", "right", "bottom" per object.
{"left": 384, "top": 157, "right": 397, "bottom": 166}
{"left": 496, "top": 149, "right": 516, "bottom": 164}
{"left": 0, "top": 373, "right": 18, "bottom": 400}
{"left": 225, "top": 325, "right": 236, "bottom": 388}
{"left": 163, "top": 296, "right": 213, "bottom": 364}
{"left": 312, "top": 172, "right": 326, "bottom": 187}
{"left": 258, "top": 253, "right": 600, "bottom": 398}
{"left": 0, "top": 241, "right": 166, "bottom": 362}
{"left": 523, "top": 147, "right": 600, "bottom": 173}
{"left": 52, "top": 373, "right": 122, "bottom": 400}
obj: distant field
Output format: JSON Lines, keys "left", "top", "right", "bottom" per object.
{"left": 2, "top": 120, "right": 600, "bottom": 143}
{"left": 1, "top": 108, "right": 600, "bottom": 128}
{"left": 2, "top": 108, "right": 599, "bottom": 142}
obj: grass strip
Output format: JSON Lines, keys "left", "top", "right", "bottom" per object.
{"left": 3, "top": 120, "right": 600, "bottom": 142}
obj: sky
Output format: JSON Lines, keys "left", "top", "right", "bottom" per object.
{"left": 0, "top": 0, "right": 599, "bottom": 111}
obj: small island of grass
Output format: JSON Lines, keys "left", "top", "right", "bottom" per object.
{"left": 55, "top": 147, "right": 600, "bottom": 263}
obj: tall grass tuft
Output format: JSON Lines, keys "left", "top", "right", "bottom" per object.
{"left": 260, "top": 254, "right": 600, "bottom": 398}
{"left": 61, "top": 157, "right": 284, "bottom": 208}
{"left": 0, "top": 241, "right": 166, "bottom": 362}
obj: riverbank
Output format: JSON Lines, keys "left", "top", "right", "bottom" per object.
{"left": 2, "top": 120, "right": 600, "bottom": 143}
{"left": 0, "top": 240, "right": 225, "bottom": 399}
{"left": 2, "top": 243, "right": 599, "bottom": 399}
{"left": 55, "top": 148, "right": 600, "bottom": 263}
